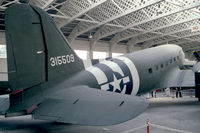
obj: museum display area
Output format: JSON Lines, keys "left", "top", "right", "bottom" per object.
{"left": 0, "top": 0, "right": 200, "bottom": 133}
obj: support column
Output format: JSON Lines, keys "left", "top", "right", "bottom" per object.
{"left": 89, "top": 43, "right": 93, "bottom": 59}
{"left": 127, "top": 39, "right": 137, "bottom": 53}
{"left": 109, "top": 43, "right": 112, "bottom": 58}
{"left": 127, "top": 44, "right": 134, "bottom": 53}
{"left": 0, "top": 31, "right": 6, "bottom": 45}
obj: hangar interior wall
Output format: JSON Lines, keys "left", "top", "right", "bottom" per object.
{"left": 0, "top": 32, "right": 5, "bottom": 45}
{"left": 71, "top": 39, "right": 142, "bottom": 59}
{"left": 0, "top": 32, "right": 7, "bottom": 81}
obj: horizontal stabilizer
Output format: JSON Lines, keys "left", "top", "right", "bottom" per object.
{"left": 176, "top": 70, "right": 195, "bottom": 87}
{"left": 160, "top": 68, "right": 195, "bottom": 88}
{"left": 33, "top": 86, "right": 148, "bottom": 126}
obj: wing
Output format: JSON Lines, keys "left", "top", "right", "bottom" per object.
{"left": 33, "top": 86, "right": 148, "bottom": 126}
{"left": 159, "top": 68, "right": 195, "bottom": 88}
{"left": 176, "top": 70, "right": 195, "bottom": 87}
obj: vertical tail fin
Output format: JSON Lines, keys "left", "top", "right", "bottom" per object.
{"left": 5, "top": 4, "right": 84, "bottom": 92}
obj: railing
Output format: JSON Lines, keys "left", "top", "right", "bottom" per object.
{"left": 146, "top": 89, "right": 196, "bottom": 98}
{"left": 122, "top": 119, "right": 195, "bottom": 133}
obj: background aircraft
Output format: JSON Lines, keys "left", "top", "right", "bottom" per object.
{"left": 0, "top": 4, "right": 195, "bottom": 126}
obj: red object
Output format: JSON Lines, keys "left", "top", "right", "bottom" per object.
{"left": 27, "top": 104, "right": 38, "bottom": 114}
{"left": 147, "top": 119, "right": 150, "bottom": 133}
{"left": 156, "top": 89, "right": 161, "bottom": 92}
{"left": 12, "top": 88, "right": 23, "bottom": 94}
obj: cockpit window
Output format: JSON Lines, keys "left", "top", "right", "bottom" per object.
{"left": 148, "top": 68, "right": 153, "bottom": 74}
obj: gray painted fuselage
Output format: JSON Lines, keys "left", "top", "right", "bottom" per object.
{"left": 128, "top": 44, "right": 184, "bottom": 94}
{"left": 44, "top": 44, "right": 184, "bottom": 98}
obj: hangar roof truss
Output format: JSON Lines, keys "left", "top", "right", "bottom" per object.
{"left": 1, "top": 0, "right": 200, "bottom": 55}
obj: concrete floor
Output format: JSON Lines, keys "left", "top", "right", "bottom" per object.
{"left": 0, "top": 96, "right": 199, "bottom": 133}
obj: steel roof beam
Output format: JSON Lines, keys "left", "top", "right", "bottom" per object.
{"left": 49, "top": 5, "right": 67, "bottom": 17}
{"left": 135, "top": 27, "right": 197, "bottom": 48}
{"left": 50, "top": 14, "right": 142, "bottom": 28}
{"left": 45, "top": 0, "right": 68, "bottom": 11}
{"left": 176, "top": 37, "right": 200, "bottom": 45}
{"left": 68, "top": 0, "right": 163, "bottom": 43}
{"left": 133, "top": 27, "right": 190, "bottom": 44}
{"left": 57, "top": 0, "right": 107, "bottom": 29}
{"left": 0, "top": 5, "right": 5, "bottom": 10}
{"left": 172, "top": 33, "right": 200, "bottom": 45}
{"left": 148, "top": 32, "right": 200, "bottom": 46}
{"left": 127, "top": 15, "right": 200, "bottom": 47}
{"left": 90, "top": 0, "right": 164, "bottom": 46}
{"left": 1, "top": 0, "right": 19, "bottom": 8}
{"left": 109, "top": 1, "right": 200, "bottom": 48}
{"left": 29, "top": 0, "right": 56, "bottom": 9}
{"left": 0, "top": 0, "right": 4, "bottom": 6}
{"left": 181, "top": 41, "right": 200, "bottom": 52}
{"left": 42, "top": 0, "right": 56, "bottom": 9}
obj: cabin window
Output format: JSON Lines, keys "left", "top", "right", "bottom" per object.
{"left": 148, "top": 68, "right": 153, "bottom": 74}
{"left": 161, "top": 63, "right": 164, "bottom": 68}
{"left": 174, "top": 57, "right": 176, "bottom": 62}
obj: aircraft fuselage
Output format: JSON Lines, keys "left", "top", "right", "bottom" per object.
{"left": 47, "top": 44, "right": 184, "bottom": 97}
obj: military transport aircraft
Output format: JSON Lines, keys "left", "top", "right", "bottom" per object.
{"left": 0, "top": 4, "right": 195, "bottom": 126}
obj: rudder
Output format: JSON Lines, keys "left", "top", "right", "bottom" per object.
{"left": 5, "top": 4, "right": 84, "bottom": 92}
